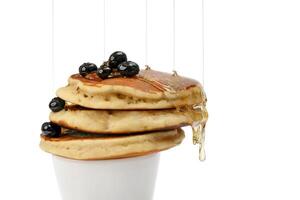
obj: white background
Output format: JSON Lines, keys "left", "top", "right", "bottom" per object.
{"left": 0, "top": 0, "right": 300, "bottom": 199}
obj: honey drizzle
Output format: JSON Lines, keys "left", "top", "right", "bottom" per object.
{"left": 136, "top": 77, "right": 177, "bottom": 94}
{"left": 152, "top": 80, "right": 177, "bottom": 94}
{"left": 138, "top": 69, "right": 196, "bottom": 94}
{"left": 192, "top": 104, "right": 207, "bottom": 161}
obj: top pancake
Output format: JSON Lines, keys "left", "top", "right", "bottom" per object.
{"left": 57, "top": 69, "right": 207, "bottom": 109}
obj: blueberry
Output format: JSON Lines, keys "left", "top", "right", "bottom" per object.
{"left": 118, "top": 61, "right": 140, "bottom": 77}
{"left": 79, "top": 63, "right": 97, "bottom": 76}
{"left": 49, "top": 97, "right": 65, "bottom": 112}
{"left": 97, "top": 64, "right": 112, "bottom": 79}
{"left": 41, "top": 122, "right": 61, "bottom": 137}
{"left": 108, "top": 51, "right": 127, "bottom": 69}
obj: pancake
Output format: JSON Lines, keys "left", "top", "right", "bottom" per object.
{"left": 49, "top": 105, "right": 207, "bottom": 134}
{"left": 56, "top": 69, "right": 207, "bottom": 109}
{"left": 40, "top": 129, "right": 185, "bottom": 160}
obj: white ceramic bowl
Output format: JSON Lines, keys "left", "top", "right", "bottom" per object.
{"left": 52, "top": 153, "right": 160, "bottom": 200}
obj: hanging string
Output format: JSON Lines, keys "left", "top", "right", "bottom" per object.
{"left": 145, "top": 0, "right": 149, "bottom": 69}
{"left": 51, "top": 0, "right": 55, "bottom": 92}
{"left": 172, "top": 0, "right": 176, "bottom": 73}
{"left": 202, "top": 0, "right": 205, "bottom": 86}
{"left": 103, "top": 0, "right": 106, "bottom": 61}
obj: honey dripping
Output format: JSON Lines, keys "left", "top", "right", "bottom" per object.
{"left": 192, "top": 104, "right": 207, "bottom": 161}
{"left": 139, "top": 70, "right": 208, "bottom": 160}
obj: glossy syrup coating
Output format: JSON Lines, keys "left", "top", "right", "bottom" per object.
{"left": 71, "top": 69, "right": 201, "bottom": 93}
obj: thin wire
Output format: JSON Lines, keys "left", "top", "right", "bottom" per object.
{"left": 51, "top": 0, "right": 55, "bottom": 92}
{"left": 103, "top": 0, "right": 106, "bottom": 61}
{"left": 172, "top": 0, "right": 176, "bottom": 72}
{"left": 202, "top": 0, "right": 205, "bottom": 87}
{"left": 145, "top": 0, "right": 148, "bottom": 66}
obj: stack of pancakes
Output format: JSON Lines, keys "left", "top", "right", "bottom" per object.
{"left": 40, "top": 69, "right": 208, "bottom": 160}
